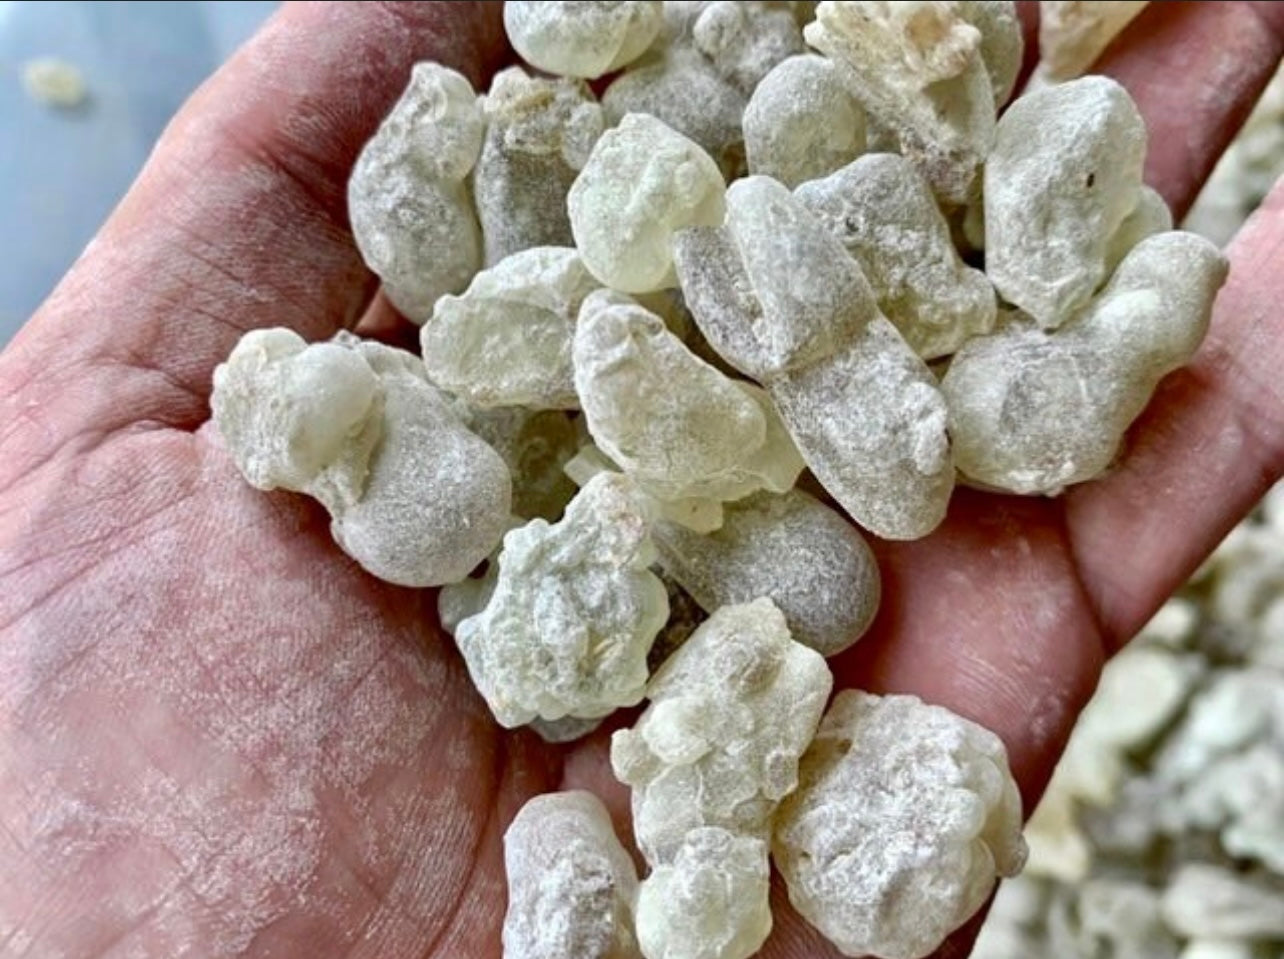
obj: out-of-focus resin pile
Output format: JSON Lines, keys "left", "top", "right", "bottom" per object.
{"left": 208, "top": 2, "right": 1241, "bottom": 957}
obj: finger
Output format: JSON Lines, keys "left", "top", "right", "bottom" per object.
{"left": 0, "top": 2, "right": 506, "bottom": 451}
{"left": 1066, "top": 181, "right": 1284, "bottom": 647}
{"left": 1096, "top": 0, "right": 1284, "bottom": 217}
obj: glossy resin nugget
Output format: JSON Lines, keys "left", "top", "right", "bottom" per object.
{"left": 674, "top": 175, "right": 953, "bottom": 540}
{"left": 474, "top": 68, "right": 605, "bottom": 266}
{"left": 349, "top": 63, "right": 483, "bottom": 323}
{"left": 503, "top": 791, "right": 640, "bottom": 959}
{"left": 422, "top": 247, "right": 601, "bottom": 410}
{"left": 504, "top": 0, "right": 664, "bottom": 79}
{"left": 212, "top": 330, "right": 511, "bottom": 587}
{"left": 944, "top": 231, "right": 1228, "bottom": 495}
{"left": 985, "top": 75, "right": 1147, "bottom": 328}
{"left": 796, "top": 153, "right": 996, "bottom": 359}
{"left": 457, "top": 472, "right": 669, "bottom": 727}
{"left": 569, "top": 114, "right": 727, "bottom": 294}
{"left": 774, "top": 691, "right": 1028, "bottom": 959}
{"left": 573, "top": 289, "right": 804, "bottom": 504}
{"left": 611, "top": 598, "right": 832, "bottom": 864}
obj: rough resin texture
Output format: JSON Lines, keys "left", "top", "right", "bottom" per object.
{"left": 985, "top": 75, "right": 1147, "bottom": 329}
{"left": 212, "top": 329, "right": 511, "bottom": 588}
{"left": 422, "top": 247, "right": 600, "bottom": 409}
{"left": 474, "top": 69, "right": 605, "bottom": 266}
{"left": 569, "top": 113, "right": 727, "bottom": 294}
{"left": 774, "top": 691, "right": 1028, "bottom": 959}
{"left": 349, "top": 62, "right": 483, "bottom": 323}
{"left": 944, "top": 231, "right": 1228, "bottom": 495}
{"left": 573, "top": 289, "right": 804, "bottom": 504}
{"left": 653, "top": 489, "right": 880, "bottom": 658}
{"left": 691, "top": 0, "right": 805, "bottom": 94}
{"left": 804, "top": 0, "right": 1001, "bottom": 204}
{"left": 456, "top": 473, "right": 669, "bottom": 727}
{"left": 1036, "top": 0, "right": 1148, "bottom": 85}
{"left": 743, "top": 54, "right": 866, "bottom": 189}
{"left": 635, "top": 827, "right": 771, "bottom": 959}
{"left": 504, "top": 1, "right": 664, "bottom": 79}
{"left": 796, "top": 152, "right": 996, "bottom": 358}
{"left": 611, "top": 598, "right": 832, "bottom": 863}
{"left": 503, "top": 791, "right": 640, "bottom": 959}
{"left": 674, "top": 176, "right": 954, "bottom": 540}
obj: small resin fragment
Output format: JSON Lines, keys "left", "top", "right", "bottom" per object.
{"left": 653, "top": 489, "right": 880, "bottom": 657}
{"left": 456, "top": 473, "right": 668, "bottom": 727}
{"left": 985, "top": 75, "right": 1147, "bottom": 328}
{"left": 423, "top": 247, "right": 600, "bottom": 409}
{"left": 774, "top": 691, "right": 1027, "bottom": 959}
{"left": 944, "top": 231, "right": 1227, "bottom": 494}
{"left": 569, "top": 114, "right": 727, "bottom": 293}
{"left": 503, "top": 791, "right": 640, "bottom": 959}
{"left": 1036, "top": 1, "right": 1148, "bottom": 85}
{"left": 804, "top": 0, "right": 997, "bottom": 204}
{"left": 461, "top": 407, "right": 580, "bottom": 521}
{"left": 674, "top": 175, "right": 953, "bottom": 539}
{"left": 574, "top": 289, "right": 804, "bottom": 503}
{"left": 212, "top": 330, "right": 511, "bottom": 587}
{"left": 528, "top": 714, "right": 606, "bottom": 745}
{"left": 634, "top": 828, "right": 771, "bottom": 959}
{"left": 743, "top": 54, "right": 866, "bottom": 188}
{"left": 958, "top": 0, "right": 1024, "bottom": 106}
{"left": 504, "top": 1, "right": 664, "bottom": 79}
{"left": 796, "top": 152, "right": 996, "bottom": 358}
{"left": 349, "top": 63, "right": 483, "bottom": 323}
{"left": 611, "top": 598, "right": 832, "bottom": 863}
{"left": 474, "top": 69, "right": 605, "bottom": 266}
{"left": 691, "top": 1, "right": 805, "bottom": 94}
{"left": 563, "top": 443, "right": 727, "bottom": 535}
{"left": 22, "top": 57, "right": 87, "bottom": 108}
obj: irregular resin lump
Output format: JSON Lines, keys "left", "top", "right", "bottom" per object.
{"left": 456, "top": 473, "right": 668, "bottom": 727}
{"left": 503, "top": 791, "right": 640, "bottom": 959}
{"left": 611, "top": 598, "right": 832, "bottom": 863}
{"left": 652, "top": 489, "right": 881, "bottom": 657}
{"left": 504, "top": 1, "right": 664, "bottom": 79}
{"left": 634, "top": 827, "right": 771, "bottom": 959}
{"left": 796, "top": 152, "right": 996, "bottom": 358}
{"left": 985, "top": 75, "right": 1147, "bottom": 329}
{"left": 774, "top": 691, "right": 1027, "bottom": 959}
{"left": 573, "top": 289, "right": 804, "bottom": 504}
{"left": 422, "top": 246, "right": 600, "bottom": 410}
{"left": 348, "top": 62, "right": 483, "bottom": 323}
{"left": 212, "top": 329, "right": 511, "bottom": 587}
{"left": 943, "top": 231, "right": 1228, "bottom": 495}
{"left": 569, "top": 113, "right": 727, "bottom": 294}
{"left": 674, "top": 176, "right": 954, "bottom": 539}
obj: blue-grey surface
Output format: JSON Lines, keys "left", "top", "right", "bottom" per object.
{"left": 0, "top": 1, "right": 277, "bottom": 344}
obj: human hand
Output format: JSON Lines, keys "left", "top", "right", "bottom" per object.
{"left": 1, "top": 2, "right": 1282, "bottom": 956}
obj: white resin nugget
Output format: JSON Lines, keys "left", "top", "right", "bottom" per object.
{"left": 611, "top": 598, "right": 832, "bottom": 863}
{"left": 652, "top": 489, "right": 881, "bottom": 657}
{"left": 504, "top": 1, "right": 664, "bottom": 79}
{"left": 569, "top": 114, "right": 727, "bottom": 293}
{"left": 474, "top": 68, "right": 605, "bottom": 266}
{"left": 674, "top": 176, "right": 954, "bottom": 540}
{"left": 212, "top": 330, "right": 511, "bottom": 587}
{"left": 1036, "top": 1, "right": 1148, "bottom": 85}
{"left": 573, "top": 289, "right": 804, "bottom": 504}
{"left": 503, "top": 791, "right": 640, "bottom": 959}
{"left": 634, "top": 828, "right": 771, "bottom": 959}
{"left": 944, "top": 231, "right": 1227, "bottom": 495}
{"left": 774, "top": 691, "right": 1027, "bottom": 959}
{"left": 805, "top": 0, "right": 1001, "bottom": 204}
{"left": 422, "top": 247, "right": 601, "bottom": 410}
{"left": 796, "top": 153, "right": 996, "bottom": 358}
{"left": 691, "top": 0, "right": 805, "bottom": 94}
{"left": 743, "top": 54, "right": 866, "bottom": 188}
{"left": 349, "top": 63, "right": 483, "bottom": 323}
{"left": 457, "top": 473, "right": 669, "bottom": 727}
{"left": 985, "top": 75, "right": 1147, "bottom": 328}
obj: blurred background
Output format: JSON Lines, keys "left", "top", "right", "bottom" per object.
{"left": 2, "top": 2, "right": 1283, "bottom": 957}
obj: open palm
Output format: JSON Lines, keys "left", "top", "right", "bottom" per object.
{"left": 3, "top": 3, "right": 1284, "bottom": 957}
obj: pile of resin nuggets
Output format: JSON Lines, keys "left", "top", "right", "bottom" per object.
{"left": 206, "top": 2, "right": 1234, "bottom": 958}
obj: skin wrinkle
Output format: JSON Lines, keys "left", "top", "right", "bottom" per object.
{"left": 0, "top": 2, "right": 1280, "bottom": 958}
